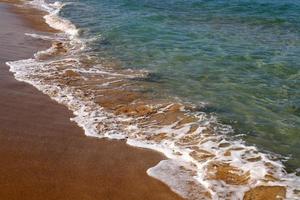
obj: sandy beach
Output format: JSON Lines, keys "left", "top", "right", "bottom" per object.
{"left": 0, "top": 2, "right": 183, "bottom": 200}
{"left": 1, "top": 0, "right": 299, "bottom": 199}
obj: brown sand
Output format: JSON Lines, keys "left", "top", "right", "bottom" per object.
{"left": 0, "top": 2, "right": 183, "bottom": 200}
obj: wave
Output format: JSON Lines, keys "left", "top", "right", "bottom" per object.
{"left": 6, "top": 0, "right": 300, "bottom": 199}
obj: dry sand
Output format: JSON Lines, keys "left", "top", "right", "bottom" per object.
{"left": 0, "top": 2, "right": 183, "bottom": 200}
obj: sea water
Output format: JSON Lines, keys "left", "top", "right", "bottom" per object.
{"left": 6, "top": 0, "right": 300, "bottom": 199}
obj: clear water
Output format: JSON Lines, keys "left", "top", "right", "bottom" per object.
{"left": 59, "top": 0, "right": 300, "bottom": 171}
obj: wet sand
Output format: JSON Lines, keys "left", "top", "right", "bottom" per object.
{"left": 0, "top": 2, "right": 183, "bottom": 200}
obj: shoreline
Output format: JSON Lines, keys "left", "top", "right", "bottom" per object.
{"left": 0, "top": 2, "right": 183, "bottom": 200}
{"left": 1, "top": 0, "right": 299, "bottom": 200}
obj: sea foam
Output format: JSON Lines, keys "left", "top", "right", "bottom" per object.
{"left": 6, "top": 1, "right": 300, "bottom": 199}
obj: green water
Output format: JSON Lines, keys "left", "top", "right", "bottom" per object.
{"left": 59, "top": 0, "right": 300, "bottom": 171}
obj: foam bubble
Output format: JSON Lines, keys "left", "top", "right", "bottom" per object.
{"left": 6, "top": 1, "right": 300, "bottom": 200}
{"left": 7, "top": 52, "right": 300, "bottom": 200}
{"left": 148, "top": 160, "right": 212, "bottom": 200}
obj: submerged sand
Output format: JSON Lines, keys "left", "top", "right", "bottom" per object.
{"left": 0, "top": 2, "right": 183, "bottom": 200}
{"left": 0, "top": 1, "right": 296, "bottom": 200}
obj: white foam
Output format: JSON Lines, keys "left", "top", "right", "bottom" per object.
{"left": 5, "top": 1, "right": 300, "bottom": 199}
{"left": 7, "top": 54, "right": 300, "bottom": 200}
{"left": 27, "top": 0, "right": 84, "bottom": 52}
{"left": 25, "top": 32, "right": 57, "bottom": 41}
{"left": 28, "top": 0, "right": 73, "bottom": 32}
{"left": 148, "top": 160, "right": 212, "bottom": 200}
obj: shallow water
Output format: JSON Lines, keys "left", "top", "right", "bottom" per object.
{"left": 57, "top": 0, "right": 300, "bottom": 170}
{"left": 7, "top": 0, "right": 300, "bottom": 199}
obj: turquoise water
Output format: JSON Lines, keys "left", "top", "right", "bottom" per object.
{"left": 59, "top": 0, "right": 300, "bottom": 171}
